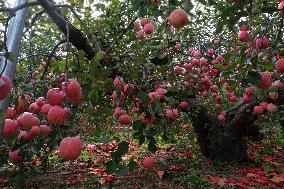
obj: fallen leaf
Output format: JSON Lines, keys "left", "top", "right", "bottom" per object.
{"left": 156, "top": 170, "right": 165, "bottom": 179}
{"left": 272, "top": 176, "right": 284, "bottom": 183}
{"left": 217, "top": 178, "right": 228, "bottom": 186}
{"left": 207, "top": 175, "right": 220, "bottom": 182}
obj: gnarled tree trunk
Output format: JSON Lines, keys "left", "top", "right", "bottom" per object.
{"left": 188, "top": 98, "right": 263, "bottom": 162}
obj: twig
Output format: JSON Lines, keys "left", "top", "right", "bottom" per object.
{"left": 54, "top": 4, "right": 101, "bottom": 52}
{"left": 26, "top": 26, "right": 34, "bottom": 83}
{"left": 40, "top": 39, "right": 67, "bottom": 79}
{"left": 273, "top": 9, "right": 284, "bottom": 50}
{"left": 0, "top": 16, "right": 13, "bottom": 77}
{"left": 64, "top": 22, "right": 70, "bottom": 84}
{"left": 0, "top": 2, "right": 40, "bottom": 14}
{"left": 105, "top": 14, "right": 138, "bottom": 54}
{"left": 23, "top": 4, "right": 82, "bottom": 35}
{"left": 23, "top": 10, "right": 45, "bottom": 35}
{"left": 117, "top": 14, "right": 138, "bottom": 39}
{"left": 37, "top": 0, "right": 96, "bottom": 60}
{"left": 18, "top": 53, "right": 60, "bottom": 62}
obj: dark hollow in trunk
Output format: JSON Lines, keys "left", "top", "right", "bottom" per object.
{"left": 188, "top": 99, "right": 263, "bottom": 163}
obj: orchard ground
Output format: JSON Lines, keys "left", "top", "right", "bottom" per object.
{"left": 1, "top": 124, "right": 283, "bottom": 189}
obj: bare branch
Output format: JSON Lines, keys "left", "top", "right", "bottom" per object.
{"left": 18, "top": 53, "right": 60, "bottom": 62}
{"left": 0, "top": 2, "right": 39, "bottom": 14}
{"left": 117, "top": 14, "right": 138, "bottom": 39}
{"left": 41, "top": 39, "right": 67, "bottom": 80}
{"left": 0, "top": 16, "right": 13, "bottom": 77}
{"left": 23, "top": 10, "right": 45, "bottom": 34}
{"left": 273, "top": 9, "right": 284, "bottom": 50}
{"left": 68, "top": 6, "right": 101, "bottom": 52}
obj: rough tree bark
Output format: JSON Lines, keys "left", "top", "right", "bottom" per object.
{"left": 36, "top": 0, "right": 96, "bottom": 60}
{"left": 188, "top": 98, "right": 263, "bottom": 162}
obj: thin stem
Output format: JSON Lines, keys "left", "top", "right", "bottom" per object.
{"left": 40, "top": 39, "right": 67, "bottom": 80}
{"left": 18, "top": 53, "right": 59, "bottom": 62}
{"left": 104, "top": 14, "right": 138, "bottom": 54}
{"left": 0, "top": 16, "right": 12, "bottom": 77}
{"left": 0, "top": 2, "right": 40, "bottom": 14}
{"left": 65, "top": 22, "right": 70, "bottom": 84}
{"left": 273, "top": 10, "right": 284, "bottom": 50}
{"left": 56, "top": 4, "right": 101, "bottom": 52}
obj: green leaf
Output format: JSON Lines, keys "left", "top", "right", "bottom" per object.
{"left": 237, "top": 55, "right": 246, "bottom": 65}
{"left": 164, "top": 96, "right": 174, "bottom": 102}
{"left": 162, "top": 132, "right": 170, "bottom": 141}
{"left": 246, "top": 71, "right": 261, "bottom": 85}
{"left": 90, "top": 52, "right": 101, "bottom": 70}
{"left": 169, "top": 0, "right": 179, "bottom": 6}
{"left": 138, "top": 1, "right": 147, "bottom": 17}
{"left": 112, "top": 151, "right": 122, "bottom": 163}
{"left": 138, "top": 91, "right": 148, "bottom": 103}
{"left": 54, "top": 60, "right": 66, "bottom": 71}
{"left": 118, "top": 141, "right": 129, "bottom": 155}
{"left": 148, "top": 140, "right": 158, "bottom": 153}
{"left": 133, "top": 132, "right": 145, "bottom": 145}
{"left": 131, "top": 0, "right": 140, "bottom": 10}
{"left": 128, "top": 159, "right": 138, "bottom": 171}
{"left": 216, "top": 20, "right": 223, "bottom": 33}
{"left": 251, "top": 56, "right": 259, "bottom": 67}
{"left": 263, "top": 62, "right": 274, "bottom": 72}
{"left": 78, "top": 50, "right": 85, "bottom": 60}
{"left": 116, "top": 91, "right": 121, "bottom": 106}
{"left": 223, "top": 51, "right": 237, "bottom": 63}
{"left": 106, "top": 160, "right": 118, "bottom": 174}
{"left": 138, "top": 135, "right": 145, "bottom": 145}
{"left": 146, "top": 128, "right": 157, "bottom": 137}
{"left": 99, "top": 135, "right": 110, "bottom": 143}
{"left": 133, "top": 131, "right": 142, "bottom": 139}
{"left": 133, "top": 120, "right": 146, "bottom": 131}
{"left": 89, "top": 89, "right": 99, "bottom": 102}
{"left": 150, "top": 55, "right": 169, "bottom": 66}
{"left": 213, "top": 64, "right": 222, "bottom": 70}
{"left": 252, "top": 5, "right": 261, "bottom": 14}
{"left": 103, "top": 79, "right": 114, "bottom": 90}
{"left": 151, "top": 101, "right": 160, "bottom": 113}
{"left": 116, "top": 166, "right": 128, "bottom": 176}
{"left": 30, "top": 146, "right": 38, "bottom": 155}
{"left": 182, "top": 0, "right": 194, "bottom": 12}
{"left": 208, "top": 0, "right": 215, "bottom": 5}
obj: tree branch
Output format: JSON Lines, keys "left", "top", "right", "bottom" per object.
{"left": 18, "top": 53, "right": 60, "bottom": 62}
{"left": 0, "top": 2, "right": 40, "bottom": 14}
{"left": 0, "top": 16, "right": 13, "bottom": 77}
{"left": 23, "top": 10, "right": 45, "bottom": 34}
{"left": 273, "top": 8, "right": 284, "bottom": 50}
{"left": 36, "top": 0, "right": 96, "bottom": 60}
{"left": 118, "top": 14, "right": 138, "bottom": 39}
{"left": 41, "top": 39, "right": 66, "bottom": 80}
{"left": 55, "top": 4, "right": 101, "bottom": 52}
{"left": 105, "top": 14, "right": 138, "bottom": 54}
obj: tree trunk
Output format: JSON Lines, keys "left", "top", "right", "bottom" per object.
{"left": 188, "top": 99, "right": 263, "bottom": 162}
